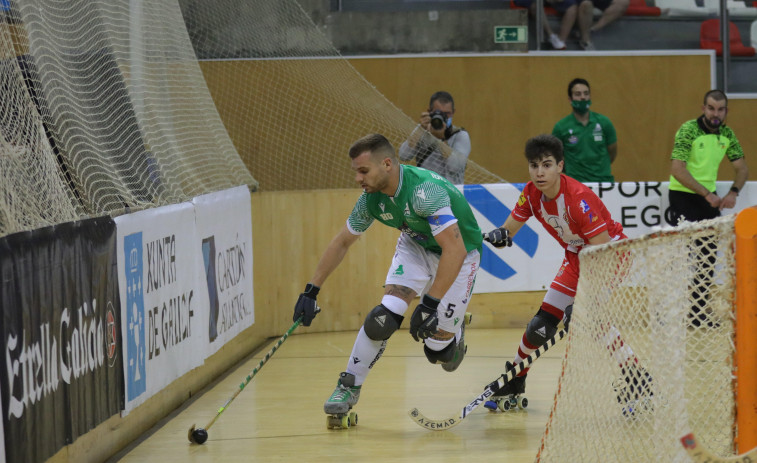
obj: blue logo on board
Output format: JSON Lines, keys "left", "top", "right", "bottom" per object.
{"left": 124, "top": 232, "right": 146, "bottom": 400}
{"left": 463, "top": 184, "right": 538, "bottom": 281}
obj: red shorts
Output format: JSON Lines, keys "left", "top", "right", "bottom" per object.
{"left": 550, "top": 250, "right": 580, "bottom": 298}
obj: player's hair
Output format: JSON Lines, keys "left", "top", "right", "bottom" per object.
{"left": 349, "top": 133, "right": 397, "bottom": 161}
{"left": 429, "top": 90, "right": 455, "bottom": 111}
{"left": 568, "top": 78, "right": 590, "bottom": 98}
{"left": 703, "top": 89, "right": 728, "bottom": 106}
{"left": 525, "top": 134, "right": 564, "bottom": 164}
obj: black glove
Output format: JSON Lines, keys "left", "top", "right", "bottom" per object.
{"left": 484, "top": 227, "right": 512, "bottom": 248}
{"left": 409, "top": 294, "right": 440, "bottom": 342}
{"left": 293, "top": 283, "right": 321, "bottom": 326}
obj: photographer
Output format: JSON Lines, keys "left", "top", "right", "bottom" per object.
{"left": 399, "top": 91, "right": 471, "bottom": 184}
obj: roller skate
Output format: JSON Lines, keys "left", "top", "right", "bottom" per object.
{"left": 614, "top": 363, "right": 654, "bottom": 417}
{"left": 324, "top": 372, "right": 360, "bottom": 429}
{"left": 484, "top": 362, "right": 528, "bottom": 412}
{"left": 441, "top": 312, "right": 472, "bottom": 372}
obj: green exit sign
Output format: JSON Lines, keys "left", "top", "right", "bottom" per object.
{"left": 494, "top": 26, "right": 527, "bottom": 44}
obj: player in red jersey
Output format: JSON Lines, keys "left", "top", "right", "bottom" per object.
{"left": 484, "top": 134, "right": 650, "bottom": 412}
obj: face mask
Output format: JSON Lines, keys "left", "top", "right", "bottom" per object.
{"left": 571, "top": 99, "right": 591, "bottom": 114}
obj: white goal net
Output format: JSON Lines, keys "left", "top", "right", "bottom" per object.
{"left": 538, "top": 215, "right": 738, "bottom": 462}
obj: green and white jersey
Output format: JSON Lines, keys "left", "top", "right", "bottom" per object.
{"left": 347, "top": 165, "right": 483, "bottom": 255}
{"left": 669, "top": 117, "right": 744, "bottom": 193}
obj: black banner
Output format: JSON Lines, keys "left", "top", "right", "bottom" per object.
{"left": 0, "top": 216, "right": 123, "bottom": 463}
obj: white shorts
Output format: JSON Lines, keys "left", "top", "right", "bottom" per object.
{"left": 385, "top": 234, "right": 480, "bottom": 333}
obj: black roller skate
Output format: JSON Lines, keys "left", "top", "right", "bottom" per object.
{"left": 484, "top": 362, "right": 528, "bottom": 412}
{"left": 441, "top": 312, "right": 472, "bottom": 372}
{"left": 614, "top": 363, "right": 654, "bottom": 417}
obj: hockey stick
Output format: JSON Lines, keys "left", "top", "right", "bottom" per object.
{"left": 188, "top": 317, "right": 304, "bottom": 444}
{"left": 408, "top": 327, "right": 567, "bottom": 431}
{"left": 681, "top": 432, "right": 757, "bottom": 463}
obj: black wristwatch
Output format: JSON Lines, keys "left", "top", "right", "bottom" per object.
{"left": 730, "top": 186, "right": 740, "bottom": 195}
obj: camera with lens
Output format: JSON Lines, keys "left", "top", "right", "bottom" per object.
{"left": 429, "top": 110, "right": 447, "bottom": 130}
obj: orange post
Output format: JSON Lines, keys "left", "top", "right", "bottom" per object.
{"left": 735, "top": 206, "right": 757, "bottom": 453}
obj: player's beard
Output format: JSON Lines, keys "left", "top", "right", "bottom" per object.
{"left": 704, "top": 115, "right": 724, "bottom": 130}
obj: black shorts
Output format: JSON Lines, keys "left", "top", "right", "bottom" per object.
{"left": 667, "top": 189, "right": 720, "bottom": 225}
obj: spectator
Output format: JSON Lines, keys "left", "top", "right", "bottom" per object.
{"left": 576, "top": 0, "right": 630, "bottom": 50}
{"left": 668, "top": 89, "right": 748, "bottom": 326}
{"left": 552, "top": 78, "right": 617, "bottom": 183}
{"left": 399, "top": 91, "right": 470, "bottom": 184}
{"left": 512, "top": 0, "right": 579, "bottom": 50}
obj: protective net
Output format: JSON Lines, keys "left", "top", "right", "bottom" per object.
{"left": 0, "top": 20, "right": 83, "bottom": 236}
{"left": 0, "top": 1, "right": 256, "bottom": 237}
{"left": 0, "top": 0, "right": 503, "bottom": 238}
{"left": 537, "top": 215, "right": 737, "bottom": 462}
{"left": 181, "top": 0, "right": 504, "bottom": 191}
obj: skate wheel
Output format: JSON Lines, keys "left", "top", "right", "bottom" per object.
{"left": 465, "top": 312, "right": 472, "bottom": 325}
{"left": 341, "top": 415, "right": 350, "bottom": 428}
{"left": 327, "top": 415, "right": 341, "bottom": 429}
{"left": 500, "top": 399, "right": 511, "bottom": 412}
{"left": 349, "top": 411, "right": 358, "bottom": 427}
{"left": 518, "top": 396, "right": 528, "bottom": 409}
{"left": 484, "top": 400, "right": 498, "bottom": 411}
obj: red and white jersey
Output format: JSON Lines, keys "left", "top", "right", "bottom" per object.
{"left": 511, "top": 174, "right": 625, "bottom": 252}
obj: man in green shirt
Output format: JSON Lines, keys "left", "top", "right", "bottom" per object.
{"left": 668, "top": 89, "right": 749, "bottom": 327}
{"left": 552, "top": 78, "right": 618, "bottom": 183}
{"left": 292, "top": 133, "right": 483, "bottom": 423}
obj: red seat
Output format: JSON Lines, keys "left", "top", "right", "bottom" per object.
{"left": 510, "top": 0, "right": 559, "bottom": 16}
{"left": 700, "top": 19, "right": 756, "bottom": 56}
{"left": 624, "top": 0, "right": 662, "bottom": 16}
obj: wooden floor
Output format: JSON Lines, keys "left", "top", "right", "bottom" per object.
{"left": 112, "top": 328, "right": 566, "bottom": 463}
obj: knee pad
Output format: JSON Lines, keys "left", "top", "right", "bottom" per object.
{"left": 423, "top": 342, "right": 455, "bottom": 365}
{"left": 525, "top": 309, "right": 559, "bottom": 348}
{"left": 363, "top": 304, "right": 403, "bottom": 341}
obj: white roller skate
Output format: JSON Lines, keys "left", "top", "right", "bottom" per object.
{"left": 484, "top": 362, "right": 528, "bottom": 412}
{"left": 324, "top": 372, "right": 360, "bottom": 429}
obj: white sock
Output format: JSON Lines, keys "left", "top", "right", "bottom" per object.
{"left": 345, "top": 327, "right": 385, "bottom": 386}
{"left": 424, "top": 336, "right": 454, "bottom": 352}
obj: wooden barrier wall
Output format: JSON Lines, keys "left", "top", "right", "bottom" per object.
{"left": 201, "top": 54, "right": 755, "bottom": 187}
{"left": 254, "top": 189, "right": 542, "bottom": 336}
{"left": 348, "top": 53, "right": 755, "bottom": 184}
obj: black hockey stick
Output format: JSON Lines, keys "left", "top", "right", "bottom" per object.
{"left": 408, "top": 327, "right": 567, "bottom": 431}
{"left": 681, "top": 432, "right": 757, "bottom": 463}
{"left": 188, "top": 316, "right": 306, "bottom": 444}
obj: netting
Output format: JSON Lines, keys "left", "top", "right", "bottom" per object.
{"left": 0, "top": 1, "right": 256, "bottom": 237}
{"left": 538, "top": 215, "right": 737, "bottom": 462}
{"left": 0, "top": 0, "right": 504, "bottom": 238}
{"left": 180, "top": 0, "right": 505, "bottom": 191}
{"left": 0, "top": 20, "right": 82, "bottom": 236}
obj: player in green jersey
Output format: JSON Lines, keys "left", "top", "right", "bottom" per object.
{"left": 292, "top": 133, "right": 482, "bottom": 424}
